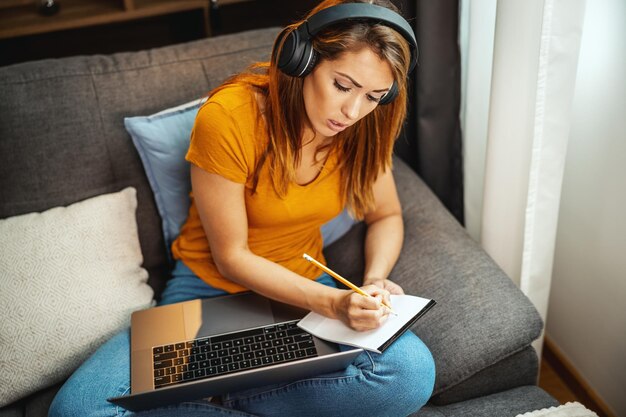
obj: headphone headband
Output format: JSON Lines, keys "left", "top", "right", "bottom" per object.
{"left": 301, "top": 3, "right": 417, "bottom": 72}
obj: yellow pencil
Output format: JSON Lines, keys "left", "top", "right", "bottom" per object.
{"left": 303, "top": 253, "right": 397, "bottom": 315}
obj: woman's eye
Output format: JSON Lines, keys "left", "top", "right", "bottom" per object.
{"left": 334, "top": 80, "right": 350, "bottom": 92}
{"left": 334, "top": 80, "right": 381, "bottom": 103}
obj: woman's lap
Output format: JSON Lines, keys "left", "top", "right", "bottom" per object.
{"left": 49, "top": 261, "right": 435, "bottom": 417}
{"left": 223, "top": 331, "right": 434, "bottom": 417}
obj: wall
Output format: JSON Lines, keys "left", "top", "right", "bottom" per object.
{"left": 546, "top": 0, "right": 626, "bottom": 415}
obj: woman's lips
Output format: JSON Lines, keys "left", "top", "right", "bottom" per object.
{"left": 327, "top": 119, "right": 348, "bottom": 132}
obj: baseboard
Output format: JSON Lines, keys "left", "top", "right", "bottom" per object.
{"left": 543, "top": 336, "right": 617, "bottom": 417}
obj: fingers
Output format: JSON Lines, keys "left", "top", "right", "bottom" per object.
{"left": 385, "top": 280, "right": 405, "bottom": 295}
{"left": 363, "top": 278, "right": 405, "bottom": 295}
{"left": 361, "top": 284, "right": 392, "bottom": 310}
{"left": 346, "top": 308, "right": 388, "bottom": 331}
{"left": 344, "top": 289, "right": 390, "bottom": 331}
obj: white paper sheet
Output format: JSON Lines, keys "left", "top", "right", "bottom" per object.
{"left": 297, "top": 294, "right": 432, "bottom": 353}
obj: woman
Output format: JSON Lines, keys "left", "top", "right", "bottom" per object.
{"left": 50, "top": 1, "right": 435, "bottom": 416}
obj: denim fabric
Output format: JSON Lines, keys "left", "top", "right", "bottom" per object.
{"left": 49, "top": 261, "right": 435, "bottom": 417}
{"left": 159, "top": 260, "right": 231, "bottom": 305}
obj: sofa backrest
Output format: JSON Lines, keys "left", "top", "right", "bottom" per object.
{"left": 0, "top": 28, "right": 280, "bottom": 297}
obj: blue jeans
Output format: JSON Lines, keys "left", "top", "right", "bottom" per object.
{"left": 50, "top": 261, "right": 435, "bottom": 417}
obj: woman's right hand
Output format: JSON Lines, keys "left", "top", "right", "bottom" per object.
{"left": 332, "top": 285, "right": 391, "bottom": 331}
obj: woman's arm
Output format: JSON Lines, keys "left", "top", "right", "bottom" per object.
{"left": 191, "top": 165, "right": 389, "bottom": 330}
{"left": 362, "top": 168, "right": 405, "bottom": 295}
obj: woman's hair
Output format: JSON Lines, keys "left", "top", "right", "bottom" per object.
{"left": 210, "top": 0, "right": 412, "bottom": 219}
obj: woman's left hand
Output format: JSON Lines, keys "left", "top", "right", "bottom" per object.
{"left": 362, "top": 278, "right": 405, "bottom": 295}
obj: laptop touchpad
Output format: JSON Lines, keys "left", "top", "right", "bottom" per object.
{"left": 185, "top": 293, "right": 274, "bottom": 339}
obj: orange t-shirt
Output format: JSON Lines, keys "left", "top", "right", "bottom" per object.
{"left": 171, "top": 84, "right": 343, "bottom": 293}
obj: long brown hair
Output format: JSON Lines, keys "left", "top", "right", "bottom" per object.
{"left": 210, "top": 0, "right": 412, "bottom": 219}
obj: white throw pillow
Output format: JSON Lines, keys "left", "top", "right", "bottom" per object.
{"left": 0, "top": 187, "right": 154, "bottom": 406}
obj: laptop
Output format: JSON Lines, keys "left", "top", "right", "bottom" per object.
{"left": 108, "top": 291, "right": 362, "bottom": 411}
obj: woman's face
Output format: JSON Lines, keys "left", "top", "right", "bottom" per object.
{"left": 302, "top": 47, "right": 394, "bottom": 141}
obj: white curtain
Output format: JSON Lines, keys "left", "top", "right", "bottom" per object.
{"left": 459, "top": 0, "right": 497, "bottom": 242}
{"left": 461, "top": 0, "right": 587, "bottom": 354}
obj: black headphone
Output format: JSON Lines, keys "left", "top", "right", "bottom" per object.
{"left": 274, "top": 3, "right": 418, "bottom": 105}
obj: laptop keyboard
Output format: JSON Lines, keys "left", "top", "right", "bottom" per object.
{"left": 152, "top": 320, "right": 318, "bottom": 389}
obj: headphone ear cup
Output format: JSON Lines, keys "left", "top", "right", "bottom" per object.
{"left": 272, "top": 28, "right": 289, "bottom": 64}
{"left": 277, "top": 29, "right": 306, "bottom": 76}
{"left": 276, "top": 27, "right": 318, "bottom": 77}
{"left": 379, "top": 81, "right": 398, "bottom": 105}
{"left": 298, "top": 48, "right": 318, "bottom": 77}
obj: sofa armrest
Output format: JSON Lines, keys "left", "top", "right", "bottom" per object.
{"left": 323, "top": 156, "right": 543, "bottom": 398}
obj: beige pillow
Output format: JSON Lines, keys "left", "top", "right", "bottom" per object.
{"left": 0, "top": 187, "right": 154, "bottom": 406}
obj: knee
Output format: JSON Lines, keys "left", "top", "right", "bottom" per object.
{"left": 49, "top": 330, "right": 131, "bottom": 417}
{"left": 372, "top": 332, "right": 436, "bottom": 415}
{"left": 49, "top": 367, "right": 129, "bottom": 417}
{"left": 49, "top": 382, "right": 80, "bottom": 417}
{"left": 396, "top": 334, "right": 436, "bottom": 410}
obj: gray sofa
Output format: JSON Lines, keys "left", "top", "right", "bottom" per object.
{"left": 0, "top": 27, "right": 559, "bottom": 416}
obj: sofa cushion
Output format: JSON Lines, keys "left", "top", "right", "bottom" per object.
{"left": 414, "top": 386, "right": 559, "bottom": 417}
{"left": 0, "top": 27, "right": 282, "bottom": 299}
{"left": 324, "top": 157, "right": 544, "bottom": 403}
{"left": 0, "top": 383, "right": 61, "bottom": 417}
{"left": 431, "top": 346, "right": 539, "bottom": 405}
{"left": 0, "top": 188, "right": 153, "bottom": 406}
{"left": 124, "top": 97, "right": 206, "bottom": 255}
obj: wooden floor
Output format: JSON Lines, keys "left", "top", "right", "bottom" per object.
{"left": 538, "top": 358, "right": 580, "bottom": 404}
{"left": 538, "top": 351, "right": 610, "bottom": 417}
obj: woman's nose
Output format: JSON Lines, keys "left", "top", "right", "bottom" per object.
{"left": 342, "top": 97, "right": 360, "bottom": 120}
